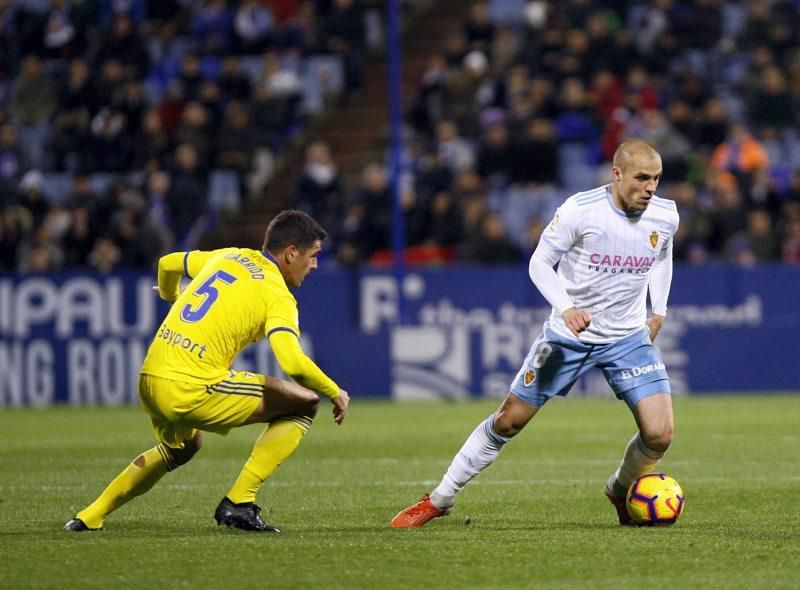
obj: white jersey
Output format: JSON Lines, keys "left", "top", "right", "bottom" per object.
{"left": 538, "top": 185, "right": 679, "bottom": 343}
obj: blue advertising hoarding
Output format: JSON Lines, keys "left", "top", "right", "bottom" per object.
{"left": 1, "top": 264, "right": 798, "bottom": 406}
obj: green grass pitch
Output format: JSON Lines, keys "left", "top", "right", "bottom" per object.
{"left": 1, "top": 395, "right": 799, "bottom": 589}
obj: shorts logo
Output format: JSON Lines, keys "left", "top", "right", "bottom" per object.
{"left": 649, "top": 230, "right": 659, "bottom": 249}
{"left": 524, "top": 369, "right": 536, "bottom": 386}
{"left": 620, "top": 361, "right": 665, "bottom": 379}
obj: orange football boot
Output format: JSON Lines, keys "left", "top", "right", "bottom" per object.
{"left": 390, "top": 494, "right": 450, "bottom": 528}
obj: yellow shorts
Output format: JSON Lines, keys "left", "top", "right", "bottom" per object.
{"left": 138, "top": 371, "right": 265, "bottom": 449}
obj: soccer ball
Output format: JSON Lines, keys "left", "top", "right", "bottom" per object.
{"left": 626, "top": 473, "right": 685, "bottom": 526}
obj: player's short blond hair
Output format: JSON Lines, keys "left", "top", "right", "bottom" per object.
{"left": 612, "top": 140, "right": 660, "bottom": 172}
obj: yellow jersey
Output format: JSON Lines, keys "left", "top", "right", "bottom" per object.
{"left": 140, "top": 247, "right": 339, "bottom": 399}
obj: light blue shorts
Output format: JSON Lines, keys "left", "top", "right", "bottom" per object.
{"left": 510, "top": 325, "right": 670, "bottom": 409}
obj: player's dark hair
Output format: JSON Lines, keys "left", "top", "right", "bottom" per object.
{"left": 263, "top": 210, "right": 327, "bottom": 253}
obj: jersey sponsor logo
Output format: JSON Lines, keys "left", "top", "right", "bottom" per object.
{"left": 588, "top": 253, "right": 655, "bottom": 274}
{"left": 620, "top": 361, "right": 665, "bottom": 379}
{"left": 589, "top": 253, "right": 655, "bottom": 267}
{"left": 649, "top": 230, "right": 659, "bottom": 249}
{"left": 156, "top": 324, "right": 208, "bottom": 359}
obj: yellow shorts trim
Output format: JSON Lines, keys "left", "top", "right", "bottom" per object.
{"left": 139, "top": 371, "right": 265, "bottom": 449}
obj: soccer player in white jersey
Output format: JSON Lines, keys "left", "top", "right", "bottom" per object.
{"left": 391, "top": 139, "right": 679, "bottom": 527}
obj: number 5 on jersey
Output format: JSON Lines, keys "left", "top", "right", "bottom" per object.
{"left": 180, "top": 270, "right": 237, "bottom": 323}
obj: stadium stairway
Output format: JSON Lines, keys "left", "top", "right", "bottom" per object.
{"left": 201, "top": 0, "right": 471, "bottom": 250}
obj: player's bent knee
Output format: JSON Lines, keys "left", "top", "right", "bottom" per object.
{"left": 168, "top": 432, "right": 203, "bottom": 467}
{"left": 642, "top": 425, "right": 673, "bottom": 453}
{"left": 492, "top": 414, "right": 524, "bottom": 438}
{"left": 303, "top": 395, "right": 320, "bottom": 419}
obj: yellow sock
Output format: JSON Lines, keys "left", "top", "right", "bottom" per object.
{"left": 226, "top": 417, "right": 312, "bottom": 505}
{"left": 76, "top": 446, "right": 169, "bottom": 529}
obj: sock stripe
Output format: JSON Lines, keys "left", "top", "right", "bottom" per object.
{"left": 156, "top": 444, "right": 177, "bottom": 471}
{"left": 282, "top": 416, "right": 313, "bottom": 433}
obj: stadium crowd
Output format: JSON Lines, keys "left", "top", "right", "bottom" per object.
{"left": 2, "top": 0, "right": 800, "bottom": 272}
{"left": 302, "top": 0, "right": 800, "bottom": 267}
{"left": 0, "top": 0, "right": 368, "bottom": 272}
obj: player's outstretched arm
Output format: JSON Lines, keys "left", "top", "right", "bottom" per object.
{"left": 269, "top": 329, "right": 348, "bottom": 424}
{"left": 331, "top": 389, "right": 349, "bottom": 425}
{"left": 156, "top": 252, "right": 187, "bottom": 302}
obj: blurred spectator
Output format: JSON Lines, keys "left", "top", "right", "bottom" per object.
{"left": 9, "top": 55, "right": 56, "bottom": 166}
{"left": 476, "top": 121, "right": 513, "bottom": 187}
{"left": 742, "top": 209, "right": 779, "bottom": 262}
{"left": 0, "top": 123, "right": 26, "bottom": 199}
{"left": 710, "top": 123, "right": 770, "bottom": 196}
{"left": 48, "top": 103, "right": 90, "bottom": 172}
{"left": 88, "top": 105, "right": 131, "bottom": 171}
{"left": 0, "top": 204, "right": 25, "bottom": 269}
{"left": 623, "top": 108, "right": 692, "bottom": 182}
{"left": 157, "top": 79, "right": 187, "bottom": 138}
{"left": 168, "top": 143, "right": 208, "bottom": 246}
{"left": 16, "top": 169, "right": 49, "bottom": 230}
{"left": 134, "top": 108, "right": 172, "bottom": 170}
{"left": 459, "top": 211, "right": 520, "bottom": 264}
{"left": 109, "top": 189, "right": 168, "bottom": 267}
{"left": 176, "top": 101, "right": 213, "bottom": 167}
{"left": 318, "top": 0, "right": 365, "bottom": 96}
{"left": 349, "top": 162, "right": 391, "bottom": 254}
{"left": 191, "top": 0, "right": 235, "bottom": 56}
{"left": 510, "top": 117, "right": 559, "bottom": 186}
{"left": 234, "top": 0, "right": 276, "bottom": 54}
{"left": 218, "top": 56, "right": 251, "bottom": 101}
{"left": 95, "top": 12, "right": 150, "bottom": 79}
{"left": 145, "top": 170, "right": 173, "bottom": 243}
{"left": 87, "top": 236, "right": 122, "bottom": 273}
{"left": 435, "top": 119, "right": 475, "bottom": 174}
{"left": 463, "top": 1, "right": 494, "bottom": 53}
{"left": 17, "top": 225, "right": 63, "bottom": 272}
{"left": 747, "top": 65, "right": 799, "bottom": 134}
{"left": 782, "top": 217, "right": 800, "bottom": 263}
{"left": 294, "top": 141, "right": 342, "bottom": 231}
{"left": 64, "top": 174, "right": 97, "bottom": 215}
{"left": 707, "top": 175, "right": 748, "bottom": 254}
{"left": 41, "top": 0, "right": 86, "bottom": 61}
{"left": 423, "top": 190, "right": 463, "bottom": 249}
{"left": 214, "top": 100, "right": 257, "bottom": 176}
{"left": 178, "top": 53, "right": 204, "bottom": 101}
{"left": 62, "top": 205, "right": 96, "bottom": 267}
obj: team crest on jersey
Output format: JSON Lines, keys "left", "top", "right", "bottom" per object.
{"left": 548, "top": 211, "right": 560, "bottom": 232}
{"left": 523, "top": 369, "right": 536, "bottom": 386}
{"left": 649, "top": 230, "right": 659, "bottom": 249}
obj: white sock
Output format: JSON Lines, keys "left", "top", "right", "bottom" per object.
{"left": 605, "top": 431, "right": 665, "bottom": 497}
{"left": 430, "top": 413, "right": 510, "bottom": 510}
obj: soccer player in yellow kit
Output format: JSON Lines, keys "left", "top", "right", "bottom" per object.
{"left": 64, "top": 210, "right": 350, "bottom": 532}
